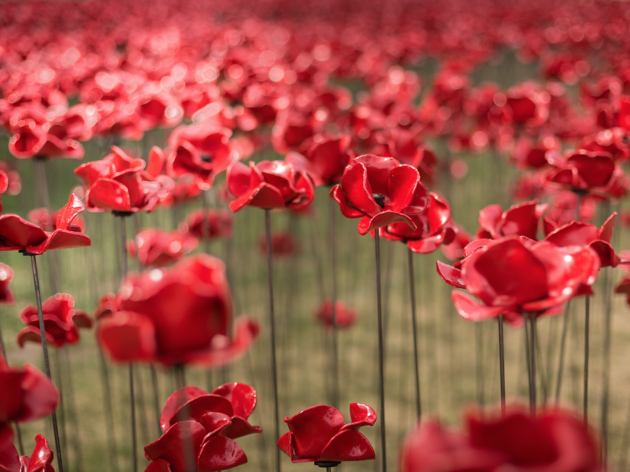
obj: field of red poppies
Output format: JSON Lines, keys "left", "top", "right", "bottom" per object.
{"left": 3, "top": 0, "right": 630, "bottom": 471}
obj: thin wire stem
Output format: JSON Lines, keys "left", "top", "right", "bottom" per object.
{"left": 406, "top": 248, "right": 421, "bottom": 419}
{"left": 374, "top": 232, "right": 387, "bottom": 472}
{"left": 329, "top": 197, "right": 339, "bottom": 410}
{"left": 265, "top": 210, "right": 281, "bottom": 472}
{"left": 498, "top": 315, "right": 506, "bottom": 415}
{"left": 30, "top": 255, "right": 64, "bottom": 472}
{"left": 584, "top": 296, "right": 590, "bottom": 423}
{"left": 555, "top": 301, "right": 571, "bottom": 403}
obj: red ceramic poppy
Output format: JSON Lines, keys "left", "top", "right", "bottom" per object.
{"left": 285, "top": 135, "right": 354, "bottom": 186}
{"left": 510, "top": 136, "right": 559, "bottom": 170}
{"left": 27, "top": 208, "right": 86, "bottom": 233}
{"left": 314, "top": 301, "right": 358, "bottom": 330}
{"left": 159, "top": 383, "right": 262, "bottom": 439}
{"left": 579, "top": 128, "right": 629, "bottom": 163}
{"left": 8, "top": 107, "right": 84, "bottom": 160}
{"left": 135, "top": 89, "right": 183, "bottom": 131}
{"left": 0, "top": 162, "right": 21, "bottom": 197}
{"left": 17, "top": 294, "right": 93, "bottom": 348}
{"left": 502, "top": 81, "right": 550, "bottom": 129}
{"left": 128, "top": 228, "right": 198, "bottom": 267}
{"left": 144, "top": 420, "right": 247, "bottom": 472}
{"left": 74, "top": 146, "right": 161, "bottom": 213}
{"left": 98, "top": 255, "right": 259, "bottom": 367}
{"left": 0, "top": 433, "right": 55, "bottom": 472}
{"left": 179, "top": 210, "right": 233, "bottom": 241}
{"left": 227, "top": 160, "right": 314, "bottom": 213}
{"left": 477, "top": 200, "right": 547, "bottom": 241}
{"left": 440, "top": 237, "right": 600, "bottom": 326}
{"left": 0, "top": 353, "right": 59, "bottom": 428}
{"left": 400, "top": 406, "right": 601, "bottom": 472}
{"left": 258, "top": 232, "right": 297, "bottom": 258}
{"left": 0, "top": 171, "right": 7, "bottom": 213}
{"left": 277, "top": 403, "right": 376, "bottom": 463}
{"left": 0, "top": 193, "right": 91, "bottom": 254}
{"left": 167, "top": 124, "right": 234, "bottom": 187}
{"left": 544, "top": 213, "right": 620, "bottom": 268}
{"left": 330, "top": 155, "right": 429, "bottom": 235}
{"left": 379, "top": 192, "right": 455, "bottom": 254}
{"left": 0, "top": 264, "right": 15, "bottom": 305}
{"left": 545, "top": 149, "right": 626, "bottom": 198}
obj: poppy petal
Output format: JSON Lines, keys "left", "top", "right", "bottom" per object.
{"left": 319, "top": 430, "right": 375, "bottom": 462}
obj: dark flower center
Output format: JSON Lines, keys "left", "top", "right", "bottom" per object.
{"left": 372, "top": 193, "right": 386, "bottom": 208}
{"left": 200, "top": 153, "right": 213, "bottom": 163}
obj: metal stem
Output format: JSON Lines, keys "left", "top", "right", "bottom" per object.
{"left": 584, "top": 296, "right": 590, "bottom": 423}
{"left": 265, "top": 210, "right": 281, "bottom": 472}
{"left": 555, "top": 301, "right": 571, "bottom": 403}
{"left": 150, "top": 366, "right": 162, "bottom": 436}
{"left": 406, "top": 248, "right": 421, "bottom": 419}
{"left": 498, "top": 315, "right": 506, "bottom": 415}
{"left": 329, "top": 197, "right": 339, "bottom": 410}
{"left": 530, "top": 313, "right": 536, "bottom": 416}
{"left": 30, "top": 255, "right": 64, "bottom": 472}
{"left": 374, "top": 232, "right": 387, "bottom": 472}
{"left": 118, "top": 215, "right": 137, "bottom": 472}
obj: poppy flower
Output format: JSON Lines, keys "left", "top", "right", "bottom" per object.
{"left": 0, "top": 193, "right": 91, "bottom": 254}
{"left": 544, "top": 213, "right": 620, "bottom": 268}
{"left": 0, "top": 162, "right": 21, "bottom": 197}
{"left": 0, "top": 353, "right": 59, "bottom": 428}
{"left": 17, "top": 294, "right": 93, "bottom": 348}
{"left": 27, "top": 207, "right": 86, "bottom": 232}
{"left": 330, "top": 155, "right": 429, "bottom": 235}
{"left": 135, "top": 89, "right": 183, "bottom": 131}
{"left": 285, "top": 135, "right": 354, "bottom": 186}
{"left": 440, "top": 237, "right": 600, "bottom": 326}
{"left": 127, "top": 228, "right": 198, "bottom": 267}
{"left": 271, "top": 111, "right": 315, "bottom": 154}
{"left": 8, "top": 107, "right": 84, "bottom": 160}
{"left": 167, "top": 123, "right": 234, "bottom": 187}
{"left": 510, "top": 136, "right": 559, "bottom": 170}
{"left": 0, "top": 171, "right": 7, "bottom": 213}
{"left": 179, "top": 210, "right": 233, "bottom": 241}
{"left": 277, "top": 403, "right": 376, "bottom": 463}
{"left": 227, "top": 161, "right": 314, "bottom": 213}
{"left": 258, "top": 232, "right": 297, "bottom": 258}
{"left": 314, "top": 301, "right": 358, "bottom": 330}
{"left": 579, "top": 128, "right": 629, "bottom": 163}
{"left": 543, "top": 191, "right": 596, "bottom": 228}
{"left": 159, "top": 383, "right": 262, "bottom": 439}
{"left": 144, "top": 419, "right": 247, "bottom": 472}
{"left": 0, "top": 263, "right": 14, "bottom": 305}
{"left": 98, "top": 255, "right": 259, "bottom": 367}
{"left": 400, "top": 406, "right": 601, "bottom": 472}
{"left": 502, "top": 81, "right": 550, "bottom": 128}
{"left": 379, "top": 193, "right": 455, "bottom": 254}
{"left": 74, "top": 146, "right": 161, "bottom": 213}
{"left": 0, "top": 433, "right": 55, "bottom": 472}
{"left": 545, "top": 149, "right": 626, "bottom": 198}
{"left": 476, "top": 200, "right": 547, "bottom": 241}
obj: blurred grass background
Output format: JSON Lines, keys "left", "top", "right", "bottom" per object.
{"left": 2, "top": 54, "right": 630, "bottom": 472}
